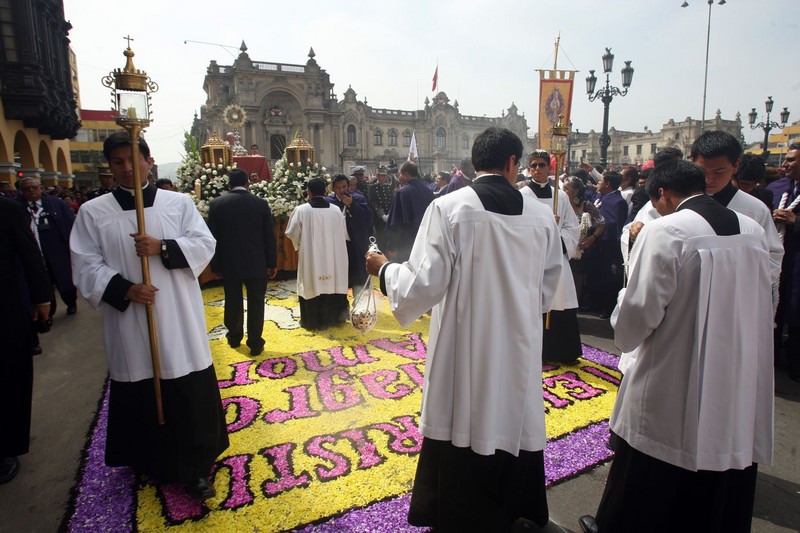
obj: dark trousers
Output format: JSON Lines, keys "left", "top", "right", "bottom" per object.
{"left": 222, "top": 277, "right": 267, "bottom": 351}
{"left": 595, "top": 438, "right": 758, "bottom": 533}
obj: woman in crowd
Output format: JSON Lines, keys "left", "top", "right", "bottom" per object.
{"left": 563, "top": 176, "right": 605, "bottom": 309}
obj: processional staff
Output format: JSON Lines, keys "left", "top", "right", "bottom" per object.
{"left": 545, "top": 115, "right": 570, "bottom": 330}
{"left": 102, "top": 39, "right": 165, "bottom": 424}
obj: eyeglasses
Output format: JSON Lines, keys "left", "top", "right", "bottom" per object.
{"left": 529, "top": 162, "right": 549, "bottom": 169}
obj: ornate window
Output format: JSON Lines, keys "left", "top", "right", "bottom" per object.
{"left": 374, "top": 129, "right": 383, "bottom": 146}
{"left": 403, "top": 130, "right": 412, "bottom": 147}
{"left": 462, "top": 135, "right": 469, "bottom": 150}
{"left": 388, "top": 129, "right": 397, "bottom": 146}
{"left": 436, "top": 128, "right": 446, "bottom": 150}
{"left": 347, "top": 125, "right": 357, "bottom": 146}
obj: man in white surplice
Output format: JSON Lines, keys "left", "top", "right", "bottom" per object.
{"left": 285, "top": 177, "right": 350, "bottom": 330}
{"left": 581, "top": 160, "right": 774, "bottom": 533}
{"left": 69, "top": 132, "right": 228, "bottom": 500}
{"left": 520, "top": 148, "right": 582, "bottom": 362}
{"left": 366, "top": 127, "right": 563, "bottom": 531}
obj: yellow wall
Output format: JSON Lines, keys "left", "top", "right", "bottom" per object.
{"left": 0, "top": 99, "right": 72, "bottom": 187}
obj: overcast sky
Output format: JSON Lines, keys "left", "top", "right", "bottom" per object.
{"left": 64, "top": 0, "right": 798, "bottom": 169}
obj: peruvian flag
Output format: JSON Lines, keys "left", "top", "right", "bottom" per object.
{"left": 432, "top": 65, "right": 438, "bottom": 92}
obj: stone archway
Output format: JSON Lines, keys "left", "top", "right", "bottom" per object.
{"left": 56, "top": 147, "right": 69, "bottom": 175}
{"left": 39, "top": 140, "right": 54, "bottom": 171}
{"left": 0, "top": 128, "right": 9, "bottom": 162}
{"left": 13, "top": 130, "right": 35, "bottom": 167}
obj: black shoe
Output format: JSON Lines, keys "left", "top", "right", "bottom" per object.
{"left": 67, "top": 305, "right": 77, "bottom": 315}
{"left": 578, "top": 515, "right": 599, "bottom": 533}
{"left": 250, "top": 347, "right": 263, "bottom": 356}
{"left": 227, "top": 339, "right": 241, "bottom": 349}
{"left": 31, "top": 345, "right": 42, "bottom": 356}
{"left": 186, "top": 477, "right": 215, "bottom": 499}
{"left": 0, "top": 457, "right": 20, "bottom": 484}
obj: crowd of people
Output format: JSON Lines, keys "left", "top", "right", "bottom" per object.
{"left": 1, "top": 124, "right": 796, "bottom": 532}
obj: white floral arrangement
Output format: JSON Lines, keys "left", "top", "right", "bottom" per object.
{"left": 250, "top": 154, "right": 330, "bottom": 219}
{"left": 175, "top": 136, "right": 235, "bottom": 217}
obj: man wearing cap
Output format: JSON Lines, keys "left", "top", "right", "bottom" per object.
{"left": 87, "top": 172, "right": 116, "bottom": 201}
{"left": 368, "top": 166, "right": 393, "bottom": 248}
{"left": 351, "top": 165, "right": 369, "bottom": 197}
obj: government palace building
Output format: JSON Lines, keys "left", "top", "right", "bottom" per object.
{"left": 191, "top": 44, "right": 529, "bottom": 176}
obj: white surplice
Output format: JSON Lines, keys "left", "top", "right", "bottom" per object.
{"left": 285, "top": 202, "right": 349, "bottom": 299}
{"left": 382, "top": 185, "right": 563, "bottom": 456}
{"left": 727, "top": 189, "right": 783, "bottom": 285}
{"left": 521, "top": 185, "right": 580, "bottom": 310}
{"left": 70, "top": 190, "right": 216, "bottom": 382}
{"left": 611, "top": 208, "right": 774, "bottom": 471}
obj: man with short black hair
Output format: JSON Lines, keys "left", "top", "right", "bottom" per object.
{"left": 285, "top": 177, "right": 349, "bottom": 330}
{"left": 208, "top": 168, "right": 277, "bottom": 356}
{"left": 70, "top": 131, "right": 228, "bottom": 500}
{"left": 589, "top": 171, "right": 628, "bottom": 318}
{"left": 367, "top": 127, "right": 562, "bottom": 532}
{"left": 328, "top": 174, "right": 371, "bottom": 290}
{"left": 734, "top": 153, "right": 773, "bottom": 210}
{"left": 385, "top": 161, "right": 434, "bottom": 262}
{"left": 582, "top": 159, "right": 774, "bottom": 533}
{"left": 690, "top": 130, "right": 783, "bottom": 309}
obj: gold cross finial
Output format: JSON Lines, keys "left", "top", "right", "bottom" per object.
{"left": 123, "top": 35, "right": 134, "bottom": 48}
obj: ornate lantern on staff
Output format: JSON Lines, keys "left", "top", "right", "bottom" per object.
{"left": 102, "top": 38, "right": 165, "bottom": 424}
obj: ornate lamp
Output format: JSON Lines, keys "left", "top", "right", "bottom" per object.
{"left": 201, "top": 132, "right": 232, "bottom": 166}
{"left": 749, "top": 95, "right": 791, "bottom": 161}
{"left": 285, "top": 133, "right": 315, "bottom": 167}
{"left": 102, "top": 39, "right": 165, "bottom": 424}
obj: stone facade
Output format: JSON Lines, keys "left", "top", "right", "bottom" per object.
{"left": 0, "top": 0, "right": 78, "bottom": 186}
{"left": 564, "top": 110, "right": 744, "bottom": 169}
{"left": 192, "top": 45, "right": 528, "bottom": 175}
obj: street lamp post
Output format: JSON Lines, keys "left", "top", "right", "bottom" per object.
{"left": 749, "top": 96, "right": 790, "bottom": 162}
{"left": 682, "top": 0, "right": 726, "bottom": 134}
{"left": 586, "top": 48, "right": 634, "bottom": 167}
{"left": 565, "top": 122, "right": 580, "bottom": 174}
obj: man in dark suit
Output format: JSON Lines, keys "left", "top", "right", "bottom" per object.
{"left": 589, "top": 171, "right": 629, "bottom": 318}
{"left": 208, "top": 169, "right": 278, "bottom": 356}
{"left": 17, "top": 177, "right": 77, "bottom": 319}
{"left": 0, "top": 198, "right": 50, "bottom": 483}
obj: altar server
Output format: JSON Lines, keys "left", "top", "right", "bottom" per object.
{"left": 285, "top": 177, "right": 350, "bottom": 330}
{"left": 367, "top": 127, "right": 563, "bottom": 531}
{"left": 581, "top": 160, "right": 774, "bottom": 533}
{"left": 70, "top": 132, "right": 228, "bottom": 500}
{"left": 521, "top": 149, "right": 581, "bottom": 362}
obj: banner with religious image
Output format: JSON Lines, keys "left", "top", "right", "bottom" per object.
{"left": 538, "top": 70, "right": 575, "bottom": 149}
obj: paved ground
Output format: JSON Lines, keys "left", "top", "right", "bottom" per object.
{"left": 0, "top": 299, "right": 798, "bottom": 532}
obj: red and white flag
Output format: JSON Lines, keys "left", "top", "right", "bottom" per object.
{"left": 431, "top": 65, "right": 438, "bottom": 93}
{"left": 408, "top": 132, "right": 418, "bottom": 162}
